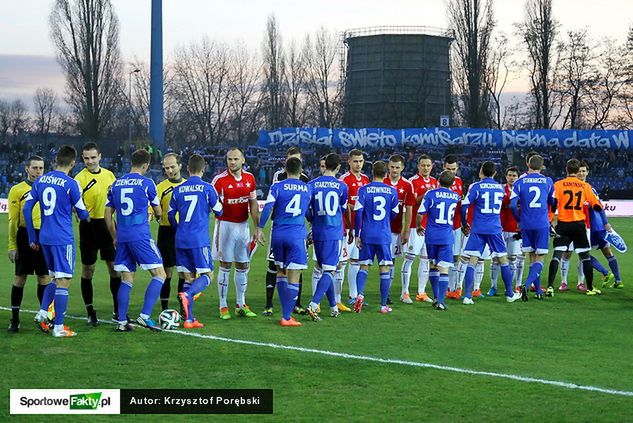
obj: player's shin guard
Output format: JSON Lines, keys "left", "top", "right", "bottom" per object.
{"left": 500, "top": 264, "right": 514, "bottom": 297}
{"left": 463, "top": 264, "right": 475, "bottom": 299}
{"left": 490, "top": 262, "right": 500, "bottom": 289}
{"left": 11, "top": 285, "right": 24, "bottom": 323}
{"left": 40, "top": 282, "right": 57, "bottom": 313}
{"left": 217, "top": 267, "right": 230, "bottom": 309}
{"left": 579, "top": 253, "right": 594, "bottom": 290}
{"left": 590, "top": 256, "right": 609, "bottom": 277}
{"left": 438, "top": 273, "right": 449, "bottom": 305}
{"left": 379, "top": 272, "right": 391, "bottom": 307}
{"left": 607, "top": 256, "right": 621, "bottom": 281}
{"left": 401, "top": 255, "right": 414, "bottom": 295}
{"left": 429, "top": 269, "right": 440, "bottom": 300}
{"left": 110, "top": 276, "right": 121, "bottom": 314}
{"left": 117, "top": 281, "right": 132, "bottom": 323}
{"left": 53, "top": 287, "right": 69, "bottom": 327}
{"left": 560, "top": 257, "right": 570, "bottom": 283}
{"left": 160, "top": 275, "right": 171, "bottom": 310}
{"left": 140, "top": 277, "right": 164, "bottom": 319}
{"left": 334, "top": 268, "right": 344, "bottom": 303}
{"left": 348, "top": 262, "right": 359, "bottom": 298}
{"left": 418, "top": 258, "right": 430, "bottom": 294}
{"left": 356, "top": 269, "right": 368, "bottom": 297}
{"left": 265, "top": 263, "right": 277, "bottom": 308}
{"left": 80, "top": 277, "right": 94, "bottom": 314}
{"left": 235, "top": 268, "right": 248, "bottom": 308}
{"left": 525, "top": 262, "right": 544, "bottom": 293}
{"left": 474, "top": 261, "right": 484, "bottom": 291}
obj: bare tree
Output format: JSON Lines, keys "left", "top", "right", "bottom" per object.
{"left": 485, "top": 33, "right": 512, "bottom": 128}
{"left": 0, "top": 100, "right": 10, "bottom": 141}
{"left": 9, "top": 100, "right": 29, "bottom": 139}
{"left": 228, "top": 43, "right": 261, "bottom": 144}
{"left": 448, "top": 0, "right": 495, "bottom": 127}
{"left": 285, "top": 40, "right": 308, "bottom": 127}
{"left": 261, "top": 14, "right": 287, "bottom": 129}
{"left": 518, "top": 0, "right": 558, "bottom": 129}
{"left": 33, "top": 88, "right": 58, "bottom": 136}
{"left": 50, "top": 0, "right": 123, "bottom": 139}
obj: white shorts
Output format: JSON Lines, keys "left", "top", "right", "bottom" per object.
{"left": 213, "top": 220, "right": 250, "bottom": 263}
{"left": 452, "top": 229, "right": 463, "bottom": 257}
{"left": 405, "top": 228, "right": 428, "bottom": 257}
{"left": 503, "top": 232, "right": 522, "bottom": 256}
{"left": 391, "top": 233, "right": 403, "bottom": 258}
{"left": 345, "top": 235, "right": 360, "bottom": 261}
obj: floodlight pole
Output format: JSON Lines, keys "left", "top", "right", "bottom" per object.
{"left": 149, "top": 0, "right": 164, "bottom": 152}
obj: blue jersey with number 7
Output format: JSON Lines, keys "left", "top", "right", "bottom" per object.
{"left": 462, "top": 178, "right": 505, "bottom": 235}
{"left": 419, "top": 188, "right": 460, "bottom": 245}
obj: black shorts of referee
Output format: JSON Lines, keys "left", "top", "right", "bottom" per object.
{"left": 15, "top": 227, "right": 48, "bottom": 276}
{"left": 157, "top": 225, "right": 177, "bottom": 268}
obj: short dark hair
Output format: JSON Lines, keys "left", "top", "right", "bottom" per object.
{"left": 481, "top": 161, "right": 496, "bottom": 177}
{"left": 163, "top": 152, "right": 181, "bottom": 164}
{"left": 525, "top": 151, "right": 539, "bottom": 163}
{"left": 566, "top": 158, "right": 581, "bottom": 175}
{"left": 187, "top": 154, "right": 206, "bottom": 174}
{"left": 443, "top": 154, "right": 458, "bottom": 165}
{"left": 439, "top": 170, "right": 455, "bottom": 188}
{"left": 286, "top": 146, "right": 302, "bottom": 158}
{"left": 528, "top": 155, "right": 544, "bottom": 171}
{"left": 26, "top": 155, "right": 44, "bottom": 167}
{"left": 418, "top": 154, "right": 432, "bottom": 163}
{"left": 348, "top": 149, "right": 363, "bottom": 159}
{"left": 505, "top": 166, "right": 519, "bottom": 175}
{"left": 389, "top": 154, "right": 405, "bottom": 165}
{"left": 285, "top": 157, "right": 302, "bottom": 175}
{"left": 131, "top": 149, "right": 151, "bottom": 167}
{"left": 55, "top": 145, "right": 77, "bottom": 167}
{"left": 324, "top": 153, "right": 341, "bottom": 171}
{"left": 579, "top": 160, "right": 589, "bottom": 170}
{"left": 82, "top": 142, "right": 99, "bottom": 153}
{"left": 372, "top": 161, "right": 387, "bottom": 179}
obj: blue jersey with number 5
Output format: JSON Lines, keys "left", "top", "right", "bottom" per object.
{"left": 106, "top": 173, "right": 159, "bottom": 243}
{"left": 419, "top": 188, "right": 460, "bottom": 245}
{"left": 308, "top": 176, "right": 348, "bottom": 242}
{"left": 354, "top": 182, "right": 398, "bottom": 244}
{"left": 462, "top": 178, "right": 505, "bottom": 235}
{"left": 265, "top": 178, "right": 311, "bottom": 238}
{"left": 510, "top": 174, "right": 554, "bottom": 230}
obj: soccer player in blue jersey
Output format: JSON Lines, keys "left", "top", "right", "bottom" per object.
{"left": 510, "top": 154, "right": 556, "bottom": 300}
{"left": 259, "top": 157, "right": 312, "bottom": 327}
{"left": 168, "top": 154, "right": 223, "bottom": 329}
{"left": 104, "top": 149, "right": 166, "bottom": 332}
{"left": 305, "top": 153, "right": 349, "bottom": 321}
{"left": 461, "top": 161, "right": 522, "bottom": 304}
{"left": 24, "top": 145, "right": 90, "bottom": 337}
{"left": 353, "top": 161, "right": 399, "bottom": 314}
{"left": 417, "top": 170, "right": 460, "bottom": 310}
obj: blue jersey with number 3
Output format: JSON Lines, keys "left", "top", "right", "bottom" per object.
{"left": 106, "top": 173, "right": 159, "bottom": 243}
{"left": 462, "top": 178, "right": 505, "bottom": 235}
{"left": 419, "top": 188, "right": 460, "bottom": 245}
{"left": 354, "top": 182, "right": 398, "bottom": 244}
{"left": 308, "top": 176, "right": 348, "bottom": 242}
{"left": 510, "top": 174, "right": 554, "bottom": 230}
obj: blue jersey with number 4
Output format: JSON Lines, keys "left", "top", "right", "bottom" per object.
{"left": 308, "top": 176, "right": 348, "bottom": 242}
{"left": 510, "top": 173, "right": 554, "bottom": 230}
{"left": 106, "top": 173, "right": 159, "bottom": 243}
{"left": 260, "top": 178, "right": 311, "bottom": 238}
{"left": 419, "top": 188, "right": 460, "bottom": 245}
{"left": 168, "top": 176, "right": 223, "bottom": 248}
{"left": 462, "top": 178, "right": 505, "bottom": 235}
{"left": 353, "top": 182, "right": 398, "bottom": 244}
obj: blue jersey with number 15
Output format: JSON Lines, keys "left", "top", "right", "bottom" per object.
{"left": 462, "top": 178, "right": 505, "bottom": 235}
{"left": 419, "top": 188, "right": 460, "bottom": 245}
{"left": 308, "top": 176, "right": 348, "bottom": 242}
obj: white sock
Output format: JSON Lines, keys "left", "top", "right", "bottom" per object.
{"left": 54, "top": 324, "right": 64, "bottom": 332}
{"left": 457, "top": 260, "right": 467, "bottom": 290}
{"left": 490, "top": 262, "right": 500, "bottom": 289}
{"left": 418, "top": 258, "right": 430, "bottom": 294}
{"left": 218, "top": 267, "right": 230, "bottom": 309}
{"left": 312, "top": 266, "right": 322, "bottom": 296}
{"left": 235, "top": 268, "right": 247, "bottom": 308}
{"left": 449, "top": 266, "right": 457, "bottom": 291}
{"left": 561, "top": 257, "right": 570, "bottom": 283}
{"left": 401, "top": 255, "right": 414, "bottom": 295}
{"left": 516, "top": 255, "right": 526, "bottom": 286}
{"left": 347, "top": 262, "right": 359, "bottom": 298}
{"left": 474, "top": 261, "right": 484, "bottom": 291}
{"left": 507, "top": 258, "right": 516, "bottom": 287}
{"left": 577, "top": 259, "right": 585, "bottom": 285}
{"left": 334, "top": 268, "right": 344, "bottom": 304}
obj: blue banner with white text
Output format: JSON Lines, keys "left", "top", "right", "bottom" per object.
{"left": 258, "top": 128, "right": 633, "bottom": 150}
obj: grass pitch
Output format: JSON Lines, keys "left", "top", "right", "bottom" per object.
{"left": 2, "top": 215, "right": 633, "bottom": 422}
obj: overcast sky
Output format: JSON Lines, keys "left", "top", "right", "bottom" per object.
{"left": 0, "top": 0, "right": 631, "bottom": 104}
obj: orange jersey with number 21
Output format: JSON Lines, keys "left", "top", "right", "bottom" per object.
{"left": 553, "top": 177, "right": 600, "bottom": 223}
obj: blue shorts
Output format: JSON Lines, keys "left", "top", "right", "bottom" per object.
{"left": 463, "top": 233, "right": 507, "bottom": 258}
{"left": 114, "top": 239, "right": 163, "bottom": 273}
{"left": 521, "top": 228, "right": 550, "bottom": 254}
{"left": 590, "top": 230, "right": 608, "bottom": 250}
{"left": 359, "top": 242, "right": 392, "bottom": 266}
{"left": 314, "top": 240, "right": 342, "bottom": 271}
{"left": 426, "top": 244, "right": 454, "bottom": 268}
{"left": 41, "top": 244, "right": 75, "bottom": 278}
{"left": 272, "top": 235, "right": 307, "bottom": 270}
{"left": 176, "top": 247, "right": 213, "bottom": 274}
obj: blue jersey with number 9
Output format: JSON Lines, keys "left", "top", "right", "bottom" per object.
{"left": 419, "top": 187, "right": 460, "bottom": 245}
{"left": 354, "top": 182, "right": 398, "bottom": 244}
{"left": 462, "top": 177, "right": 505, "bottom": 235}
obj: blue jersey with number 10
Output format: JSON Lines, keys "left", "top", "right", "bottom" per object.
{"left": 419, "top": 188, "right": 460, "bottom": 245}
{"left": 510, "top": 173, "right": 554, "bottom": 230}
{"left": 462, "top": 178, "right": 505, "bottom": 235}
{"left": 354, "top": 182, "right": 398, "bottom": 245}
{"left": 308, "top": 176, "right": 348, "bottom": 242}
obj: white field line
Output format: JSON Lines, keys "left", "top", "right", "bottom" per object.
{"left": 4, "top": 306, "right": 633, "bottom": 398}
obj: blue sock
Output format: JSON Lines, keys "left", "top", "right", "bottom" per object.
{"left": 607, "top": 256, "right": 621, "bottom": 281}
{"left": 526, "top": 262, "right": 544, "bottom": 294}
{"left": 286, "top": 283, "right": 300, "bottom": 320}
{"left": 379, "top": 272, "right": 390, "bottom": 306}
{"left": 141, "top": 277, "right": 164, "bottom": 317}
{"left": 185, "top": 274, "right": 211, "bottom": 298}
{"left": 325, "top": 281, "right": 336, "bottom": 307}
{"left": 117, "top": 281, "right": 132, "bottom": 323}
{"left": 356, "top": 269, "right": 368, "bottom": 296}
{"left": 591, "top": 256, "right": 609, "bottom": 276}
{"left": 41, "top": 282, "right": 57, "bottom": 312}
{"left": 438, "top": 273, "right": 449, "bottom": 305}
{"left": 464, "top": 264, "right": 475, "bottom": 299}
{"left": 53, "top": 287, "right": 68, "bottom": 325}
{"left": 429, "top": 270, "right": 440, "bottom": 300}
{"left": 183, "top": 282, "right": 191, "bottom": 292}
{"left": 187, "top": 296, "right": 195, "bottom": 321}
{"left": 501, "top": 264, "right": 513, "bottom": 297}
{"left": 276, "top": 277, "right": 289, "bottom": 318}
{"left": 312, "top": 272, "right": 334, "bottom": 304}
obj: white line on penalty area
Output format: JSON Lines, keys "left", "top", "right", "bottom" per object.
{"left": 4, "top": 306, "right": 633, "bottom": 398}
